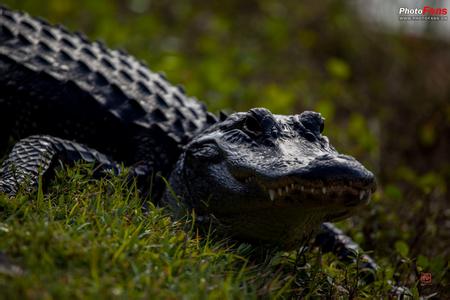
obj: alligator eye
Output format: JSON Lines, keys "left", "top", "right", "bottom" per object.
{"left": 243, "top": 115, "right": 263, "bottom": 136}
{"left": 305, "top": 132, "right": 316, "bottom": 142}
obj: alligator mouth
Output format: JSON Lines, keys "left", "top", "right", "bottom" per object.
{"left": 242, "top": 176, "right": 374, "bottom": 206}
{"left": 209, "top": 173, "right": 374, "bottom": 246}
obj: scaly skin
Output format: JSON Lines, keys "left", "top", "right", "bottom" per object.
{"left": 0, "top": 7, "right": 403, "bottom": 292}
{"left": 0, "top": 6, "right": 213, "bottom": 199}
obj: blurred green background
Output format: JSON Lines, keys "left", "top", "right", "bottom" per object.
{"left": 2, "top": 0, "right": 449, "bottom": 295}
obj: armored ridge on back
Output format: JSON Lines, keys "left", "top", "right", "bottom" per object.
{"left": 0, "top": 4, "right": 379, "bottom": 270}
{"left": 0, "top": 5, "right": 215, "bottom": 200}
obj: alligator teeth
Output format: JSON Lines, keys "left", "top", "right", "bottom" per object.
{"left": 252, "top": 180, "right": 372, "bottom": 202}
{"left": 269, "top": 189, "right": 276, "bottom": 201}
{"left": 359, "top": 191, "right": 365, "bottom": 200}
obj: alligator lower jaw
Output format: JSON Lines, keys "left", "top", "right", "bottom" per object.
{"left": 208, "top": 206, "right": 331, "bottom": 248}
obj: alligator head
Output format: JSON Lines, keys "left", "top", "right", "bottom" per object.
{"left": 162, "top": 108, "right": 376, "bottom": 248}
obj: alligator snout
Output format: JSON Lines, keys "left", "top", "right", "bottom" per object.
{"left": 305, "top": 154, "right": 376, "bottom": 192}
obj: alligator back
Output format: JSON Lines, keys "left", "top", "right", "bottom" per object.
{"left": 0, "top": 6, "right": 212, "bottom": 165}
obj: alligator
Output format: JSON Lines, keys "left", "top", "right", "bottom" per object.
{"left": 0, "top": 6, "right": 390, "bottom": 287}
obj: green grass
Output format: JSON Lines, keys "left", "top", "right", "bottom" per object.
{"left": 1, "top": 1, "right": 448, "bottom": 297}
{"left": 0, "top": 165, "right": 410, "bottom": 299}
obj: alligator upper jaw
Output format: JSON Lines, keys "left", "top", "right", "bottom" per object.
{"left": 229, "top": 153, "right": 376, "bottom": 210}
